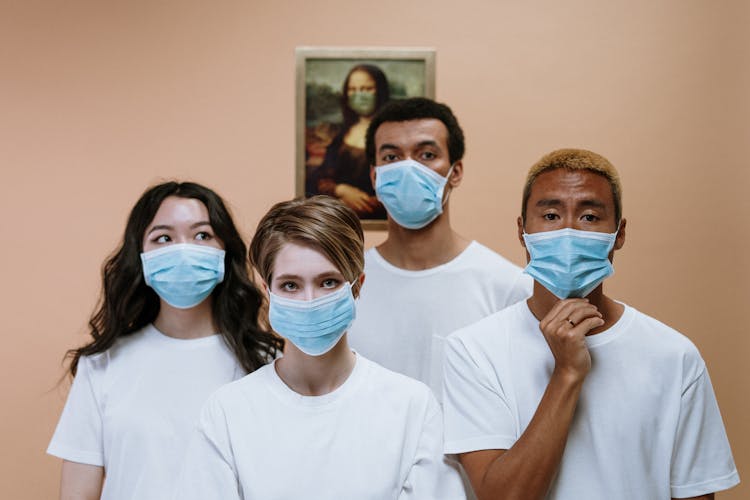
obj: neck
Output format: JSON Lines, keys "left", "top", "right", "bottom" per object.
{"left": 275, "top": 335, "right": 356, "bottom": 396}
{"left": 377, "top": 206, "right": 471, "bottom": 270}
{"left": 526, "top": 283, "right": 624, "bottom": 335}
{"left": 153, "top": 298, "right": 217, "bottom": 339}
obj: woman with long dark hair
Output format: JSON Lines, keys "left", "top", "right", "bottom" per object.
{"left": 308, "top": 64, "right": 390, "bottom": 218}
{"left": 48, "top": 181, "right": 282, "bottom": 500}
{"left": 175, "top": 196, "right": 465, "bottom": 499}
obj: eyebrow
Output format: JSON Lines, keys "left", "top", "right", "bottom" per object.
{"left": 378, "top": 140, "right": 441, "bottom": 153}
{"left": 274, "top": 271, "right": 344, "bottom": 281}
{"left": 535, "top": 199, "right": 606, "bottom": 209}
{"left": 146, "top": 220, "right": 212, "bottom": 235}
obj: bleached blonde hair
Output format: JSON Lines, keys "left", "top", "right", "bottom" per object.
{"left": 522, "top": 148, "right": 622, "bottom": 224}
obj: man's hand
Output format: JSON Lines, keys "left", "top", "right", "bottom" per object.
{"left": 539, "top": 298, "right": 603, "bottom": 381}
{"left": 459, "top": 298, "right": 605, "bottom": 500}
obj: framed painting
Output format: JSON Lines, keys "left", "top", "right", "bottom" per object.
{"left": 295, "top": 46, "right": 436, "bottom": 230}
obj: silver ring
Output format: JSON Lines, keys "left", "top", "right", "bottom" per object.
{"left": 567, "top": 319, "right": 575, "bottom": 326}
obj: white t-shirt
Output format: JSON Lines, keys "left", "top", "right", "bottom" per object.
{"left": 443, "top": 301, "right": 740, "bottom": 499}
{"left": 47, "top": 324, "right": 245, "bottom": 500}
{"left": 175, "top": 354, "right": 467, "bottom": 500}
{"left": 348, "top": 242, "right": 531, "bottom": 396}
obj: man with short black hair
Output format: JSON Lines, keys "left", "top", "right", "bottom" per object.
{"left": 348, "top": 97, "right": 531, "bottom": 399}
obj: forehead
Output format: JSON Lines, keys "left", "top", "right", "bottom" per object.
{"left": 149, "top": 196, "right": 209, "bottom": 225}
{"left": 527, "top": 168, "right": 615, "bottom": 209}
{"left": 348, "top": 70, "right": 375, "bottom": 86}
{"left": 374, "top": 118, "right": 448, "bottom": 150}
{"left": 272, "top": 242, "right": 340, "bottom": 278}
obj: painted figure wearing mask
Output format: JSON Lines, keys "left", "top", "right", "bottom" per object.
{"left": 308, "top": 64, "right": 391, "bottom": 219}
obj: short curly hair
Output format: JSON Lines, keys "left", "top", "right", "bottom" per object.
{"left": 365, "top": 97, "right": 465, "bottom": 165}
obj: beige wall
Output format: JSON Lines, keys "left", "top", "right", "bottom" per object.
{"left": 1, "top": 0, "right": 747, "bottom": 497}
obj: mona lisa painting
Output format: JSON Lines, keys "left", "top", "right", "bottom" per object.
{"left": 296, "top": 47, "right": 436, "bottom": 229}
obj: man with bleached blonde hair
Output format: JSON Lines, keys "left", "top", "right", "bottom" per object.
{"left": 443, "top": 148, "right": 739, "bottom": 499}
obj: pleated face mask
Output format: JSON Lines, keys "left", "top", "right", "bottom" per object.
{"left": 374, "top": 159, "right": 453, "bottom": 230}
{"left": 268, "top": 282, "right": 356, "bottom": 356}
{"left": 140, "top": 243, "right": 225, "bottom": 309}
{"left": 522, "top": 227, "right": 618, "bottom": 299}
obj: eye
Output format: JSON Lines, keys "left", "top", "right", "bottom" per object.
{"left": 321, "top": 278, "right": 340, "bottom": 289}
{"left": 155, "top": 234, "right": 171, "bottom": 243}
{"left": 381, "top": 153, "right": 399, "bottom": 163}
{"left": 581, "top": 214, "right": 599, "bottom": 222}
{"left": 195, "top": 231, "right": 213, "bottom": 241}
{"left": 543, "top": 213, "right": 559, "bottom": 221}
{"left": 280, "top": 281, "right": 298, "bottom": 292}
{"left": 420, "top": 151, "right": 437, "bottom": 161}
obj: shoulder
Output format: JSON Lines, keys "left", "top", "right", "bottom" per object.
{"left": 363, "top": 247, "right": 384, "bottom": 270}
{"left": 359, "top": 356, "right": 435, "bottom": 409}
{"left": 461, "top": 241, "right": 524, "bottom": 272}
{"left": 448, "top": 300, "right": 525, "bottom": 349}
{"left": 79, "top": 325, "right": 153, "bottom": 375}
{"left": 624, "top": 306, "right": 706, "bottom": 382}
{"left": 210, "top": 363, "right": 272, "bottom": 407}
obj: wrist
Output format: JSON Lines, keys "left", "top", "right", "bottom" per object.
{"left": 551, "top": 366, "right": 588, "bottom": 386}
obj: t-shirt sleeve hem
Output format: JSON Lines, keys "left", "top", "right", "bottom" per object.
{"left": 670, "top": 469, "right": 740, "bottom": 497}
{"left": 444, "top": 435, "right": 515, "bottom": 455}
{"left": 47, "top": 442, "right": 104, "bottom": 467}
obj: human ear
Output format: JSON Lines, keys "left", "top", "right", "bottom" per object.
{"left": 369, "top": 165, "right": 377, "bottom": 190}
{"left": 517, "top": 216, "right": 526, "bottom": 248}
{"left": 353, "top": 273, "right": 366, "bottom": 299}
{"left": 518, "top": 216, "right": 531, "bottom": 263}
{"left": 614, "top": 218, "right": 626, "bottom": 250}
{"left": 448, "top": 161, "right": 464, "bottom": 187}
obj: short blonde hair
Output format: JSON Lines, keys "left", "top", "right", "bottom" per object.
{"left": 522, "top": 148, "right": 623, "bottom": 224}
{"left": 249, "top": 196, "right": 365, "bottom": 296}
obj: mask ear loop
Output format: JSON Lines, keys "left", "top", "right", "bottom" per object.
{"left": 441, "top": 164, "right": 456, "bottom": 207}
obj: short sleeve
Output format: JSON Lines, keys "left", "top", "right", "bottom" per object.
{"left": 504, "top": 271, "right": 533, "bottom": 307}
{"left": 399, "top": 394, "right": 467, "bottom": 500}
{"left": 442, "top": 335, "right": 516, "bottom": 454}
{"left": 47, "top": 356, "right": 105, "bottom": 466}
{"left": 173, "top": 396, "right": 241, "bottom": 500}
{"left": 670, "top": 368, "right": 740, "bottom": 497}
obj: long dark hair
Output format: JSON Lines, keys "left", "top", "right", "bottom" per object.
{"left": 340, "top": 64, "right": 390, "bottom": 132}
{"left": 67, "top": 181, "right": 283, "bottom": 376}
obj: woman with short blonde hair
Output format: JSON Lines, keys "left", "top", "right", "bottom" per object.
{"left": 176, "top": 195, "right": 466, "bottom": 499}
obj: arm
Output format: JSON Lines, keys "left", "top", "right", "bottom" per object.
{"left": 399, "top": 396, "right": 466, "bottom": 500}
{"left": 60, "top": 461, "right": 103, "bottom": 500}
{"left": 173, "top": 399, "right": 241, "bottom": 500}
{"left": 459, "top": 299, "right": 603, "bottom": 500}
{"left": 673, "top": 495, "right": 714, "bottom": 500}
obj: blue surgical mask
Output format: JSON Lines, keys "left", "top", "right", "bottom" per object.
{"left": 141, "top": 243, "right": 225, "bottom": 309}
{"left": 522, "top": 227, "right": 618, "bottom": 299}
{"left": 268, "top": 282, "right": 356, "bottom": 356}
{"left": 348, "top": 91, "right": 376, "bottom": 116}
{"left": 375, "top": 159, "right": 453, "bottom": 230}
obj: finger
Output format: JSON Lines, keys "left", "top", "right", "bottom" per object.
{"left": 540, "top": 299, "right": 585, "bottom": 329}
{"left": 544, "top": 299, "right": 592, "bottom": 328}
{"left": 567, "top": 306, "right": 603, "bottom": 326}
{"left": 571, "top": 315, "right": 605, "bottom": 335}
